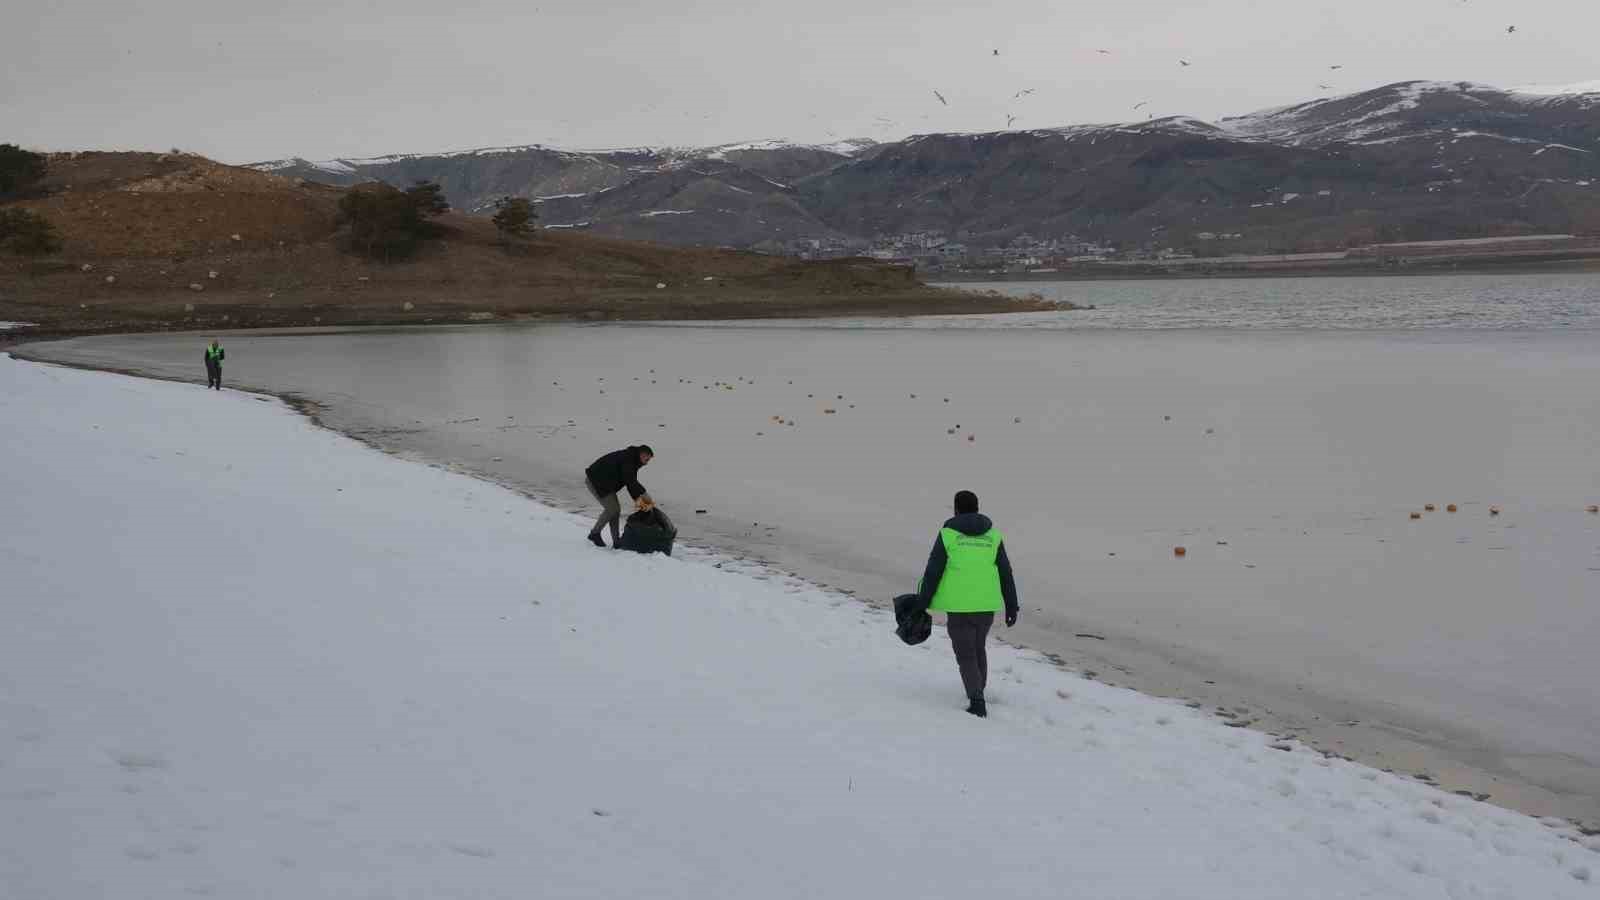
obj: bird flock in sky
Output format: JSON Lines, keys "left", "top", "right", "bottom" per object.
{"left": 928, "top": 25, "right": 1524, "bottom": 133}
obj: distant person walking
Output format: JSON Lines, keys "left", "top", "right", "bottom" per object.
{"left": 584, "top": 445, "right": 654, "bottom": 547}
{"left": 916, "top": 490, "right": 1020, "bottom": 718}
{"left": 203, "top": 339, "right": 225, "bottom": 390}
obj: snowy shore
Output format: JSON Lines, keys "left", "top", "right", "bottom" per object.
{"left": 2, "top": 355, "right": 1596, "bottom": 898}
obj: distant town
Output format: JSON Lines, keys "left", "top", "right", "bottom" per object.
{"left": 755, "top": 231, "right": 1600, "bottom": 277}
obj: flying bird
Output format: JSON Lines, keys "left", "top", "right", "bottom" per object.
{"left": 1013, "top": 88, "right": 1036, "bottom": 99}
{"left": 1318, "top": 83, "right": 1333, "bottom": 90}
{"left": 1133, "top": 100, "right": 1149, "bottom": 110}
{"left": 1329, "top": 64, "right": 1343, "bottom": 70}
{"left": 933, "top": 89, "right": 948, "bottom": 106}
{"left": 1506, "top": 24, "right": 1516, "bottom": 33}
{"left": 1179, "top": 59, "right": 1191, "bottom": 66}
{"left": 993, "top": 49, "right": 1000, "bottom": 56}
{"left": 1096, "top": 49, "right": 1112, "bottom": 55}
{"left": 1006, "top": 114, "right": 1018, "bottom": 127}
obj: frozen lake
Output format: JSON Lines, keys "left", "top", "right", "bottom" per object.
{"left": 20, "top": 273, "right": 1600, "bottom": 821}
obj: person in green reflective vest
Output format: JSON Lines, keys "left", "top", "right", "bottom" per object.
{"left": 916, "top": 490, "right": 1020, "bottom": 718}
{"left": 203, "top": 339, "right": 226, "bottom": 390}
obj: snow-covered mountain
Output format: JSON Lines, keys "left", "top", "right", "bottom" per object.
{"left": 251, "top": 140, "right": 874, "bottom": 210}
{"left": 1219, "top": 80, "right": 1600, "bottom": 147}
{"left": 253, "top": 81, "right": 1600, "bottom": 251}
{"left": 802, "top": 80, "right": 1600, "bottom": 251}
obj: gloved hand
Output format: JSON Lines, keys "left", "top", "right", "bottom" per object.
{"left": 1005, "top": 609, "right": 1018, "bottom": 628}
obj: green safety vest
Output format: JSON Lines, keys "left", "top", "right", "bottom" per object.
{"left": 206, "top": 346, "right": 223, "bottom": 362}
{"left": 929, "top": 527, "right": 1005, "bottom": 613}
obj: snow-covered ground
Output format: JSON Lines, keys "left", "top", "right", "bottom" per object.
{"left": 2, "top": 355, "right": 1596, "bottom": 899}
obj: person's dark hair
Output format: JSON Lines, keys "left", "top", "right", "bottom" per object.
{"left": 637, "top": 445, "right": 655, "bottom": 457}
{"left": 954, "top": 490, "right": 979, "bottom": 514}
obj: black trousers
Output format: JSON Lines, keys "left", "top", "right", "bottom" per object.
{"left": 205, "top": 362, "right": 222, "bottom": 390}
{"left": 946, "top": 612, "right": 995, "bottom": 701}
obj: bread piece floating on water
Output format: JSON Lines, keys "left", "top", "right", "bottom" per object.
{"left": 1446, "top": 504, "right": 1458, "bottom": 513}
{"left": 1424, "top": 504, "right": 1435, "bottom": 511}
{"left": 1173, "top": 546, "right": 1187, "bottom": 557}
{"left": 1409, "top": 511, "right": 1422, "bottom": 520}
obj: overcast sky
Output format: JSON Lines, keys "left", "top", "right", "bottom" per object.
{"left": 6, "top": 0, "right": 1597, "bottom": 164}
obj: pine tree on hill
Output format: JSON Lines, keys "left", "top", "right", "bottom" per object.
{"left": 492, "top": 196, "right": 537, "bottom": 244}
{"left": 0, "top": 144, "right": 48, "bottom": 198}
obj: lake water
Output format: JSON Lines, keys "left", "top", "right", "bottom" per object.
{"left": 20, "top": 273, "right": 1600, "bottom": 821}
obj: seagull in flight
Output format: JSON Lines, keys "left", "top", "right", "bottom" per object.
{"left": 1013, "top": 88, "right": 1036, "bottom": 99}
{"left": 1133, "top": 100, "right": 1149, "bottom": 110}
{"left": 1506, "top": 24, "right": 1516, "bottom": 33}
{"left": 933, "top": 90, "right": 948, "bottom": 106}
{"left": 1006, "top": 114, "right": 1017, "bottom": 128}
{"left": 1317, "top": 83, "right": 1333, "bottom": 90}
{"left": 1096, "top": 49, "right": 1112, "bottom": 55}
{"left": 1329, "top": 64, "right": 1343, "bottom": 70}
{"left": 1179, "top": 59, "right": 1191, "bottom": 66}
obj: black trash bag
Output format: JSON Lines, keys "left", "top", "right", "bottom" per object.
{"left": 893, "top": 592, "right": 932, "bottom": 646}
{"left": 617, "top": 506, "right": 677, "bottom": 555}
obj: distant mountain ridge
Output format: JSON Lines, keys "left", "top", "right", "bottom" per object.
{"left": 250, "top": 81, "right": 1600, "bottom": 253}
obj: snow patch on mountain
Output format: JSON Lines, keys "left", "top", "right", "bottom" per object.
{"left": 697, "top": 138, "right": 876, "bottom": 161}
{"left": 1512, "top": 79, "right": 1600, "bottom": 97}
{"left": 310, "top": 159, "right": 357, "bottom": 175}
{"left": 1220, "top": 81, "right": 1505, "bottom": 146}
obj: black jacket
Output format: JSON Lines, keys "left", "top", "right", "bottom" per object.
{"left": 916, "top": 512, "right": 1019, "bottom": 616}
{"left": 585, "top": 446, "right": 648, "bottom": 499}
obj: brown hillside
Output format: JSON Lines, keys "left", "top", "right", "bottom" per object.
{"left": 1, "top": 152, "right": 1042, "bottom": 333}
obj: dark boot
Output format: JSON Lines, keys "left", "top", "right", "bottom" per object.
{"left": 966, "top": 699, "right": 987, "bottom": 718}
{"left": 587, "top": 531, "right": 606, "bottom": 548}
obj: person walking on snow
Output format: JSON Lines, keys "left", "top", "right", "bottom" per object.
{"left": 203, "top": 339, "right": 226, "bottom": 390}
{"left": 583, "top": 445, "right": 654, "bottom": 547}
{"left": 916, "top": 490, "right": 1019, "bottom": 718}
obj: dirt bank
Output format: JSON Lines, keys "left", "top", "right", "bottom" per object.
{"left": 0, "top": 151, "right": 1055, "bottom": 334}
